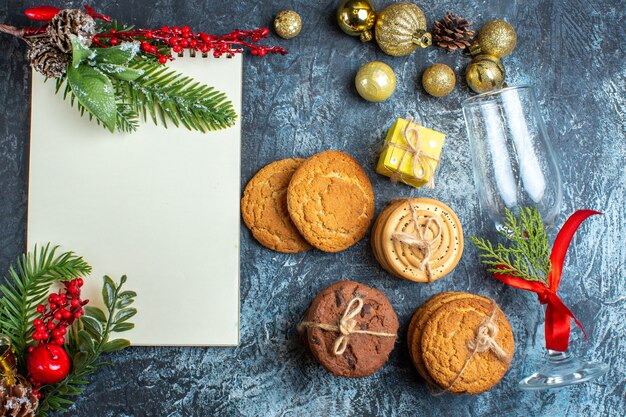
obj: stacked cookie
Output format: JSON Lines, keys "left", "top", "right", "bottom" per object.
{"left": 299, "top": 281, "right": 399, "bottom": 378}
{"left": 371, "top": 198, "right": 464, "bottom": 283}
{"left": 407, "top": 292, "right": 514, "bottom": 394}
{"left": 242, "top": 150, "right": 375, "bottom": 253}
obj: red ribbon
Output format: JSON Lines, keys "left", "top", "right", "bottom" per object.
{"left": 493, "top": 210, "right": 600, "bottom": 352}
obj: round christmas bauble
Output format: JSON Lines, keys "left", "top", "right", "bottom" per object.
{"left": 471, "top": 19, "right": 517, "bottom": 58}
{"left": 355, "top": 61, "right": 396, "bottom": 102}
{"left": 466, "top": 54, "right": 506, "bottom": 94}
{"left": 336, "top": 0, "right": 377, "bottom": 42}
{"left": 375, "top": 2, "right": 432, "bottom": 56}
{"left": 27, "top": 344, "right": 70, "bottom": 385}
{"left": 274, "top": 10, "right": 302, "bottom": 39}
{"left": 422, "top": 63, "right": 456, "bottom": 97}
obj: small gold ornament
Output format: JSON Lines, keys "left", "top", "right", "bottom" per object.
{"left": 355, "top": 61, "right": 396, "bottom": 102}
{"left": 466, "top": 54, "right": 506, "bottom": 94}
{"left": 375, "top": 2, "right": 432, "bottom": 56}
{"left": 422, "top": 63, "right": 456, "bottom": 97}
{"left": 470, "top": 19, "right": 517, "bottom": 58}
{"left": 274, "top": 10, "right": 302, "bottom": 39}
{"left": 336, "top": 0, "right": 377, "bottom": 42}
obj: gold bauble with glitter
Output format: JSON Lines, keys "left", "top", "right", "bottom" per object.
{"left": 422, "top": 63, "right": 456, "bottom": 97}
{"left": 375, "top": 2, "right": 432, "bottom": 56}
{"left": 274, "top": 10, "right": 302, "bottom": 39}
{"left": 355, "top": 61, "right": 396, "bottom": 102}
{"left": 470, "top": 19, "right": 517, "bottom": 58}
{"left": 336, "top": 0, "right": 377, "bottom": 42}
{"left": 466, "top": 54, "right": 506, "bottom": 94}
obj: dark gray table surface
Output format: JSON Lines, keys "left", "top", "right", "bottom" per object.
{"left": 1, "top": 0, "right": 624, "bottom": 416}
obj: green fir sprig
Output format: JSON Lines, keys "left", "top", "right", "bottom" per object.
{"left": 0, "top": 244, "right": 91, "bottom": 371}
{"left": 469, "top": 207, "right": 552, "bottom": 284}
{"left": 55, "top": 36, "right": 236, "bottom": 133}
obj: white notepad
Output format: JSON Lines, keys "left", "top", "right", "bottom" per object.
{"left": 27, "top": 55, "right": 242, "bottom": 346}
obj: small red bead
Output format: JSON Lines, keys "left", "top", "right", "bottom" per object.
{"left": 37, "top": 305, "right": 45, "bottom": 313}
{"left": 149, "top": 45, "right": 157, "bottom": 54}
{"left": 34, "top": 319, "right": 43, "bottom": 327}
{"left": 260, "top": 28, "right": 269, "bottom": 37}
{"left": 110, "top": 37, "right": 119, "bottom": 46}
{"left": 47, "top": 322, "right": 56, "bottom": 330}
{"left": 71, "top": 299, "right": 80, "bottom": 307}
{"left": 161, "top": 26, "right": 170, "bottom": 32}
{"left": 74, "top": 312, "right": 82, "bottom": 319}
{"left": 62, "top": 310, "right": 72, "bottom": 320}
{"left": 54, "top": 312, "right": 62, "bottom": 320}
{"left": 58, "top": 327, "right": 67, "bottom": 335}
{"left": 158, "top": 55, "right": 168, "bottom": 64}
{"left": 55, "top": 337, "right": 65, "bottom": 345}
{"left": 180, "top": 39, "right": 189, "bottom": 48}
{"left": 49, "top": 303, "right": 57, "bottom": 310}
{"left": 110, "top": 29, "right": 117, "bottom": 34}
{"left": 172, "top": 45, "right": 182, "bottom": 53}
{"left": 172, "top": 26, "right": 181, "bottom": 34}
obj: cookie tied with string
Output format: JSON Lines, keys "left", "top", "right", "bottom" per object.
{"left": 372, "top": 198, "right": 464, "bottom": 283}
{"left": 408, "top": 293, "right": 514, "bottom": 394}
{"left": 299, "top": 281, "right": 399, "bottom": 378}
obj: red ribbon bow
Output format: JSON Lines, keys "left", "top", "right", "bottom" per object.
{"left": 493, "top": 210, "right": 600, "bottom": 352}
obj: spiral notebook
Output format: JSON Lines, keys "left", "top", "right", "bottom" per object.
{"left": 27, "top": 55, "right": 242, "bottom": 346}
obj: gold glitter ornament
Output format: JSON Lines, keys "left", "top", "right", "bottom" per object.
{"left": 375, "top": 2, "right": 432, "bottom": 56}
{"left": 336, "top": 0, "right": 377, "bottom": 42}
{"left": 422, "top": 63, "right": 456, "bottom": 97}
{"left": 469, "top": 19, "right": 517, "bottom": 58}
{"left": 466, "top": 54, "right": 506, "bottom": 94}
{"left": 274, "top": 10, "right": 302, "bottom": 39}
{"left": 355, "top": 61, "right": 396, "bottom": 102}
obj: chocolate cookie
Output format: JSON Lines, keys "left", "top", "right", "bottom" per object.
{"left": 241, "top": 158, "right": 312, "bottom": 253}
{"left": 421, "top": 297, "right": 514, "bottom": 394}
{"left": 301, "top": 281, "right": 399, "bottom": 378}
{"left": 287, "top": 150, "right": 375, "bottom": 252}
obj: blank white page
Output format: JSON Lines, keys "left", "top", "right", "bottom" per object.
{"left": 27, "top": 55, "right": 242, "bottom": 346}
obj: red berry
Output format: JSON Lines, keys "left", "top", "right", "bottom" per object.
{"left": 55, "top": 337, "right": 65, "bottom": 345}
{"left": 28, "top": 346, "right": 35, "bottom": 353}
{"left": 58, "top": 327, "right": 67, "bottom": 335}
{"left": 47, "top": 322, "right": 56, "bottom": 330}
{"left": 189, "top": 40, "right": 198, "bottom": 48}
{"left": 148, "top": 45, "right": 157, "bottom": 54}
{"left": 144, "top": 31, "right": 154, "bottom": 39}
{"left": 172, "top": 45, "right": 182, "bottom": 53}
{"left": 110, "top": 37, "right": 119, "bottom": 46}
{"left": 161, "top": 26, "right": 170, "bottom": 33}
{"left": 158, "top": 55, "right": 168, "bottom": 64}
{"left": 110, "top": 29, "right": 117, "bottom": 34}
{"left": 172, "top": 26, "right": 181, "bottom": 34}
{"left": 74, "top": 312, "right": 82, "bottom": 319}
{"left": 34, "top": 319, "right": 43, "bottom": 327}
{"left": 49, "top": 303, "right": 57, "bottom": 310}
{"left": 71, "top": 299, "right": 80, "bottom": 308}
{"left": 200, "top": 33, "right": 210, "bottom": 43}
{"left": 260, "top": 27, "right": 269, "bottom": 37}
{"left": 27, "top": 344, "right": 70, "bottom": 384}
{"left": 37, "top": 305, "right": 45, "bottom": 313}
{"left": 258, "top": 49, "right": 267, "bottom": 57}
{"left": 141, "top": 42, "right": 151, "bottom": 51}
{"left": 180, "top": 39, "right": 189, "bottom": 48}
{"left": 62, "top": 310, "right": 72, "bottom": 320}
{"left": 54, "top": 312, "right": 62, "bottom": 320}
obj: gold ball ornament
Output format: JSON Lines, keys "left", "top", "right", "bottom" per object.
{"left": 274, "top": 10, "right": 302, "bottom": 39}
{"left": 466, "top": 54, "right": 506, "bottom": 94}
{"left": 422, "top": 64, "right": 456, "bottom": 97}
{"left": 375, "top": 2, "right": 432, "bottom": 56}
{"left": 355, "top": 61, "right": 396, "bottom": 102}
{"left": 470, "top": 19, "right": 517, "bottom": 58}
{"left": 336, "top": 0, "right": 377, "bottom": 42}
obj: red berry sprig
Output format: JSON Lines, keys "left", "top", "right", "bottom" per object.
{"left": 30, "top": 278, "right": 89, "bottom": 348}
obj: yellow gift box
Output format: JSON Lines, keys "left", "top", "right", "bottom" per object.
{"left": 376, "top": 118, "right": 446, "bottom": 189}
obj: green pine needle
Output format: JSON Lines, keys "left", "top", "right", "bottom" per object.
{"left": 469, "top": 207, "right": 552, "bottom": 284}
{"left": 37, "top": 275, "right": 136, "bottom": 416}
{"left": 122, "top": 57, "right": 237, "bottom": 132}
{"left": 0, "top": 244, "right": 91, "bottom": 372}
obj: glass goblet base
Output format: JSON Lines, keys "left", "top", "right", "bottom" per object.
{"left": 519, "top": 349, "right": 608, "bottom": 390}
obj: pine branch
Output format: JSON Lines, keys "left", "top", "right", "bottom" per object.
{"left": 469, "top": 207, "right": 552, "bottom": 284}
{"left": 0, "top": 244, "right": 91, "bottom": 372}
{"left": 121, "top": 57, "right": 237, "bottom": 132}
{"left": 37, "top": 275, "right": 136, "bottom": 416}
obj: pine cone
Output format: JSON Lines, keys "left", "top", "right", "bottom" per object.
{"left": 0, "top": 378, "right": 38, "bottom": 417}
{"left": 27, "top": 40, "right": 68, "bottom": 78}
{"left": 47, "top": 9, "right": 96, "bottom": 53}
{"left": 432, "top": 13, "right": 475, "bottom": 52}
